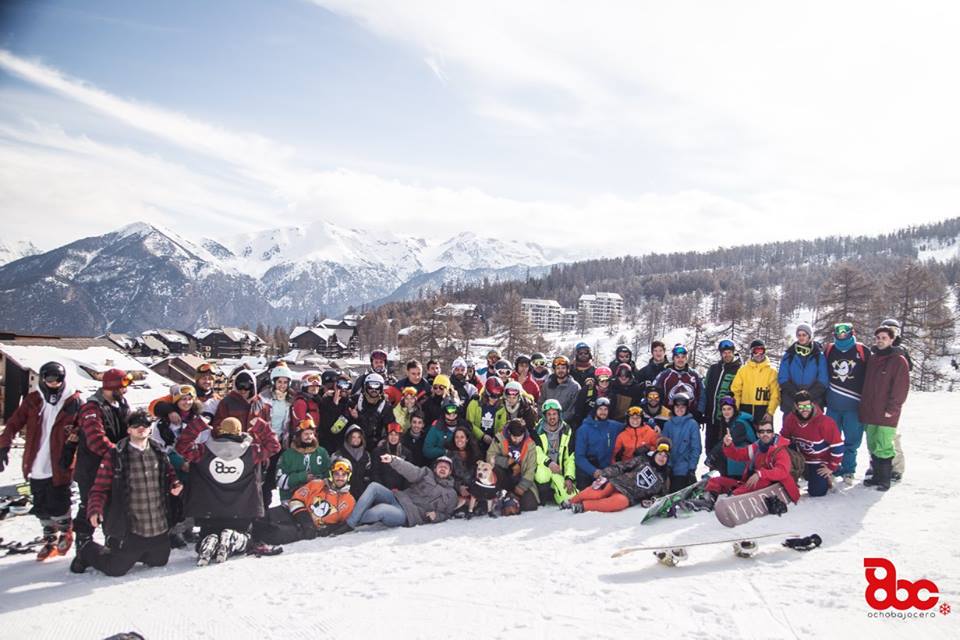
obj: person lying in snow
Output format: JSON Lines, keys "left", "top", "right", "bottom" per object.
{"left": 562, "top": 438, "right": 671, "bottom": 514}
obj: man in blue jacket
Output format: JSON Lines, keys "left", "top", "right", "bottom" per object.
{"left": 824, "top": 322, "right": 869, "bottom": 485}
{"left": 574, "top": 398, "right": 623, "bottom": 489}
{"left": 778, "top": 322, "right": 829, "bottom": 413}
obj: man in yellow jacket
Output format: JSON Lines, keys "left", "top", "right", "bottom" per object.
{"left": 731, "top": 339, "right": 780, "bottom": 424}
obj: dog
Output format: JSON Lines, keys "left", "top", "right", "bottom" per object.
{"left": 467, "top": 461, "right": 500, "bottom": 517}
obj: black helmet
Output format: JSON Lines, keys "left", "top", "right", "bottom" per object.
{"left": 514, "top": 354, "right": 531, "bottom": 367}
{"left": 321, "top": 370, "right": 340, "bottom": 385}
{"left": 40, "top": 361, "right": 66, "bottom": 383}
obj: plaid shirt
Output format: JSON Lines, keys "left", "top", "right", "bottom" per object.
{"left": 126, "top": 444, "right": 168, "bottom": 538}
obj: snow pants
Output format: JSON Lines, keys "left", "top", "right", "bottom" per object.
{"left": 81, "top": 533, "right": 170, "bottom": 577}
{"left": 827, "top": 407, "right": 862, "bottom": 476}
{"left": 804, "top": 466, "right": 830, "bottom": 497}
{"left": 569, "top": 484, "right": 630, "bottom": 513}
{"left": 865, "top": 424, "right": 896, "bottom": 460}
{"left": 29, "top": 478, "right": 71, "bottom": 531}
{"left": 537, "top": 477, "right": 576, "bottom": 505}
{"left": 892, "top": 431, "right": 905, "bottom": 476}
{"left": 347, "top": 482, "right": 407, "bottom": 528}
{"left": 706, "top": 475, "right": 778, "bottom": 496}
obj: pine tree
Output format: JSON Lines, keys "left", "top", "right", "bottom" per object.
{"left": 814, "top": 262, "right": 875, "bottom": 339}
{"left": 497, "top": 292, "right": 539, "bottom": 361}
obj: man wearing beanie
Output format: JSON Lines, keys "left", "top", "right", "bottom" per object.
{"left": 859, "top": 326, "right": 910, "bottom": 492}
{"left": 449, "top": 357, "right": 478, "bottom": 402}
{"left": 778, "top": 322, "right": 829, "bottom": 413}
{"left": 824, "top": 322, "right": 870, "bottom": 484}
{"left": 486, "top": 419, "right": 540, "bottom": 512}
{"left": 73, "top": 368, "right": 131, "bottom": 557}
{"left": 176, "top": 415, "right": 282, "bottom": 565}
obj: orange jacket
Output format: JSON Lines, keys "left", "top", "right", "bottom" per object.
{"left": 289, "top": 479, "right": 356, "bottom": 527}
{"left": 613, "top": 425, "right": 659, "bottom": 462}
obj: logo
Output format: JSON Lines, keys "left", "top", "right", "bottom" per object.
{"left": 209, "top": 456, "right": 244, "bottom": 483}
{"left": 635, "top": 465, "right": 659, "bottom": 490}
{"left": 864, "top": 558, "right": 939, "bottom": 611}
{"left": 831, "top": 359, "right": 857, "bottom": 383}
{"left": 310, "top": 499, "right": 332, "bottom": 519}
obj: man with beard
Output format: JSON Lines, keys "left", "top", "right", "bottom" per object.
{"left": 346, "top": 373, "right": 393, "bottom": 453}
{"left": 533, "top": 400, "right": 577, "bottom": 505}
{"left": 609, "top": 363, "right": 643, "bottom": 421}
{"left": 476, "top": 349, "right": 502, "bottom": 383}
{"left": 570, "top": 342, "right": 597, "bottom": 387}
{"left": 731, "top": 339, "right": 781, "bottom": 425}
{"left": 699, "top": 339, "right": 742, "bottom": 453}
{"left": 287, "top": 457, "right": 356, "bottom": 539}
{"left": 639, "top": 387, "right": 671, "bottom": 432}
{"left": 574, "top": 398, "right": 624, "bottom": 489}
{"left": 540, "top": 356, "right": 582, "bottom": 421}
{"left": 353, "top": 349, "right": 389, "bottom": 394}
{"left": 276, "top": 418, "right": 331, "bottom": 504}
{"left": 779, "top": 390, "right": 843, "bottom": 497}
{"left": 449, "top": 357, "right": 478, "bottom": 402}
{"left": 0, "top": 362, "right": 82, "bottom": 560}
{"left": 193, "top": 362, "right": 222, "bottom": 419}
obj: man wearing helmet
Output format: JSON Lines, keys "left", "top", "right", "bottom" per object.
{"left": 346, "top": 373, "right": 393, "bottom": 452}
{"left": 540, "top": 355, "right": 581, "bottom": 419}
{"left": 534, "top": 399, "right": 577, "bottom": 505}
{"left": 699, "top": 340, "right": 742, "bottom": 454}
{"left": 608, "top": 345, "right": 637, "bottom": 381}
{"left": 570, "top": 342, "right": 596, "bottom": 387}
{"left": 0, "top": 361, "right": 82, "bottom": 560}
{"left": 574, "top": 397, "right": 624, "bottom": 489}
{"left": 662, "top": 393, "right": 702, "bottom": 491}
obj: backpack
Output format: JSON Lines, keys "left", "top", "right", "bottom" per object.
{"left": 824, "top": 342, "right": 866, "bottom": 362}
{"left": 786, "top": 447, "right": 806, "bottom": 481}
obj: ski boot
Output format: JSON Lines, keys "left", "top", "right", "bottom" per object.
{"left": 733, "top": 540, "right": 758, "bottom": 558}
{"left": 196, "top": 533, "right": 220, "bottom": 567}
{"left": 69, "top": 537, "right": 91, "bottom": 574}
{"left": 56, "top": 524, "right": 74, "bottom": 556}
{"left": 654, "top": 548, "right": 688, "bottom": 567}
{"left": 36, "top": 526, "right": 60, "bottom": 561}
{"left": 214, "top": 529, "right": 250, "bottom": 563}
{"left": 571, "top": 503, "right": 584, "bottom": 514}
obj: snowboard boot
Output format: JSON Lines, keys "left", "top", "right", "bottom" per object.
{"left": 559, "top": 500, "right": 572, "bottom": 510}
{"left": 196, "top": 533, "right": 220, "bottom": 567}
{"left": 246, "top": 541, "right": 282, "bottom": 558}
{"left": 654, "top": 548, "right": 688, "bottom": 566}
{"left": 734, "top": 540, "right": 758, "bottom": 558}
{"left": 36, "top": 526, "right": 59, "bottom": 561}
{"left": 214, "top": 529, "right": 250, "bottom": 564}
{"left": 56, "top": 526, "right": 74, "bottom": 556}
{"left": 571, "top": 503, "right": 584, "bottom": 514}
{"left": 875, "top": 457, "right": 893, "bottom": 492}
{"left": 863, "top": 457, "right": 880, "bottom": 487}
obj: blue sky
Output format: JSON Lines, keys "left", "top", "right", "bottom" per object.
{"left": 2, "top": 1, "right": 959, "bottom": 251}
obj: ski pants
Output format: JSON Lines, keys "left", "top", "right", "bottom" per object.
{"left": 29, "top": 478, "right": 71, "bottom": 531}
{"left": 81, "top": 533, "right": 170, "bottom": 577}
{"left": 827, "top": 408, "right": 862, "bottom": 476}
{"left": 537, "top": 477, "right": 576, "bottom": 505}
{"left": 892, "top": 431, "right": 905, "bottom": 476}
{"left": 804, "top": 466, "right": 830, "bottom": 497}
{"left": 347, "top": 482, "right": 407, "bottom": 528}
{"left": 865, "top": 424, "right": 896, "bottom": 460}
{"left": 706, "top": 475, "right": 778, "bottom": 496}
{"left": 569, "top": 484, "right": 629, "bottom": 513}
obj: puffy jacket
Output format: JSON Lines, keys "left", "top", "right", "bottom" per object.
{"left": 213, "top": 390, "right": 272, "bottom": 433}
{"left": 349, "top": 395, "right": 393, "bottom": 452}
{"left": 661, "top": 414, "right": 702, "bottom": 476}
{"left": 777, "top": 343, "right": 829, "bottom": 412}
{"left": 487, "top": 432, "right": 539, "bottom": 503}
{"left": 540, "top": 375, "right": 581, "bottom": 417}
{"left": 288, "top": 478, "right": 355, "bottom": 528}
{"left": 731, "top": 358, "right": 780, "bottom": 416}
{"left": 599, "top": 454, "right": 670, "bottom": 506}
{"left": 613, "top": 424, "right": 659, "bottom": 462}
{"left": 574, "top": 416, "right": 624, "bottom": 478}
{"left": 858, "top": 347, "right": 910, "bottom": 428}
{"left": 389, "top": 457, "right": 459, "bottom": 526}
{"left": 534, "top": 422, "right": 576, "bottom": 485}
{"left": 0, "top": 388, "right": 81, "bottom": 487}
{"left": 722, "top": 434, "right": 800, "bottom": 502}
{"left": 608, "top": 379, "right": 643, "bottom": 422}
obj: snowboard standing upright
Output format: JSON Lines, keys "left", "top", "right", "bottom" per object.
{"left": 714, "top": 482, "right": 791, "bottom": 528}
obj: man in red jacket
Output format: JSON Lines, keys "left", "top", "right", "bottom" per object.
{"left": 860, "top": 326, "right": 911, "bottom": 492}
{"left": 779, "top": 390, "right": 844, "bottom": 497}
{"left": 704, "top": 415, "right": 800, "bottom": 503}
{"left": 0, "top": 362, "right": 82, "bottom": 560}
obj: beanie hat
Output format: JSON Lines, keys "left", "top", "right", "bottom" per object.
{"left": 504, "top": 380, "right": 523, "bottom": 394}
{"left": 506, "top": 419, "right": 527, "bottom": 437}
{"left": 433, "top": 374, "right": 451, "bottom": 389}
{"left": 102, "top": 368, "right": 130, "bottom": 391}
{"left": 217, "top": 417, "right": 243, "bottom": 437}
{"left": 451, "top": 357, "right": 467, "bottom": 371}
{"left": 796, "top": 322, "right": 813, "bottom": 338}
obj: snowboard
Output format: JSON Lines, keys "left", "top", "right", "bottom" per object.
{"left": 714, "top": 482, "right": 791, "bottom": 528}
{"left": 611, "top": 531, "right": 799, "bottom": 559}
{"left": 640, "top": 477, "right": 707, "bottom": 524}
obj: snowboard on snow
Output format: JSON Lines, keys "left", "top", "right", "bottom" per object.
{"left": 714, "top": 483, "right": 791, "bottom": 528}
{"left": 640, "top": 478, "right": 708, "bottom": 524}
{"left": 611, "top": 532, "right": 812, "bottom": 566}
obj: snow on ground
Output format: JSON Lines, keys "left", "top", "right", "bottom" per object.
{"left": 1, "top": 394, "right": 958, "bottom": 639}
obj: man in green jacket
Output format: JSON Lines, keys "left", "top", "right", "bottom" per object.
{"left": 534, "top": 400, "right": 577, "bottom": 505}
{"left": 486, "top": 419, "right": 539, "bottom": 512}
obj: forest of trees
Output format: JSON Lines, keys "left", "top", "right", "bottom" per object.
{"left": 347, "top": 218, "right": 960, "bottom": 391}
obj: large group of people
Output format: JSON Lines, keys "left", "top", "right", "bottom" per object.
{"left": 0, "top": 318, "right": 912, "bottom": 577}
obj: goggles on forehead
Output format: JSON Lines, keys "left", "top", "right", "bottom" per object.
{"left": 627, "top": 406, "right": 643, "bottom": 416}
{"left": 656, "top": 443, "right": 671, "bottom": 453}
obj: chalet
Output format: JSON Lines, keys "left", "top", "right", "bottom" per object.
{"left": 195, "top": 327, "right": 267, "bottom": 360}
{"left": 289, "top": 319, "right": 359, "bottom": 358}
{"left": 143, "top": 329, "right": 196, "bottom": 355}
{"left": 138, "top": 334, "right": 170, "bottom": 357}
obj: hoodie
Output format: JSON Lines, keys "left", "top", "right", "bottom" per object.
{"left": 212, "top": 371, "right": 271, "bottom": 432}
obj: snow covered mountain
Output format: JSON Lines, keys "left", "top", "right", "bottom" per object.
{"left": 0, "top": 221, "right": 580, "bottom": 335}
{"left": 0, "top": 239, "right": 40, "bottom": 267}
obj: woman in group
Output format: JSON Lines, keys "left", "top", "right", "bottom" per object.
{"left": 446, "top": 426, "right": 481, "bottom": 506}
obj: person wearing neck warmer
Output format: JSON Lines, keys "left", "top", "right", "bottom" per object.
{"left": 859, "top": 326, "right": 910, "bottom": 492}
{"left": 487, "top": 419, "right": 540, "bottom": 512}
{"left": 780, "top": 390, "right": 843, "bottom": 497}
{"left": 824, "top": 322, "right": 870, "bottom": 483}
{"left": 336, "top": 425, "right": 373, "bottom": 500}
{"left": 777, "top": 322, "right": 829, "bottom": 413}
{"left": 213, "top": 370, "right": 271, "bottom": 433}
{"left": 0, "top": 361, "right": 82, "bottom": 561}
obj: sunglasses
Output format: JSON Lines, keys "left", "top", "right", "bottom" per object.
{"left": 366, "top": 383, "right": 383, "bottom": 391}
{"left": 796, "top": 402, "right": 814, "bottom": 411}
{"left": 505, "top": 389, "right": 520, "bottom": 397}
{"left": 432, "top": 385, "right": 447, "bottom": 390}
{"left": 532, "top": 360, "right": 546, "bottom": 367}
{"left": 757, "top": 428, "right": 774, "bottom": 434}
{"left": 597, "top": 376, "right": 610, "bottom": 383}
{"left": 751, "top": 348, "right": 766, "bottom": 355}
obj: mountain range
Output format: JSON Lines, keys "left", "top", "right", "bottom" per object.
{"left": 0, "top": 221, "right": 584, "bottom": 335}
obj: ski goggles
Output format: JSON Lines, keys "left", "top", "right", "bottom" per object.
{"left": 302, "top": 374, "right": 322, "bottom": 385}
{"left": 596, "top": 375, "right": 610, "bottom": 383}
{"left": 627, "top": 406, "right": 644, "bottom": 416}
{"left": 387, "top": 422, "right": 404, "bottom": 434}
{"left": 504, "top": 389, "right": 521, "bottom": 397}
{"left": 655, "top": 442, "right": 671, "bottom": 453}
{"left": 364, "top": 382, "right": 384, "bottom": 392}
{"left": 794, "top": 343, "right": 813, "bottom": 357}
{"left": 834, "top": 323, "right": 853, "bottom": 337}
{"left": 444, "top": 404, "right": 460, "bottom": 414}
{"left": 672, "top": 346, "right": 688, "bottom": 356}
{"left": 174, "top": 385, "right": 196, "bottom": 399}
{"left": 296, "top": 418, "right": 316, "bottom": 432}
{"left": 43, "top": 375, "right": 64, "bottom": 385}
{"left": 336, "top": 380, "right": 352, "bottom": 390}
{"left": 196, "top": 363, "right": 217, "bottom": 375}
{"left": 331, "top": 462, "right": 352, "bottom": 476}
{"left": 532, "top": 359, "right": 546, "bottom": 367}
{"left": 751, "top": 347, "right": 766, "bottom": 356}
{"left": 795, "top": 402, "right": 814, "bottom": 412}
{"left": 719, "top": 396, "right": 736, "bottom": 408}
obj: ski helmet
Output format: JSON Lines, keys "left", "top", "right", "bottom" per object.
{"left": 594, "top": 366, "right": 613, "bottom": 379}
{"left": 484, "top": 377, "right": 505, "bottom": 396}
{"left": 718, "top": 339, "right": 735, "bottom": 352}
{"left": 38, "top": 361, "right": 66, "bottom": 404}
{"left": 494, "top": 359, "right": 513, "bottom": 374}
{"left": 672, "top": 344, "right": 688, "bottom": 357}
{"left": 595, "top": 397, "right": 611, "bottom": 408}
{"left": 574, "top": 342, "right": 591, "bottom": 353}
{"left": 880, "top": 318, "right": 901, "bottom": 338}
{"left": 321, "top": 369, "right": 340, "bottom": 385}
{"left": 672, "top": 392, "right": 691, "bottom": 407}
{"left": 615, "top": 345, "right": 632, "bottom": 358}
{"left": 364, "top": 373, "right": 385, "bottom": 391}
{"left": 330, "top": 456, "right": 353, "bottom": 481}
{"left": 541, "top": 399, "right": 562, "bottom": 415}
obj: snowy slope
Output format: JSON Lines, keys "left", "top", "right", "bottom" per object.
{"left": 0, "top": 239, "right": 40, "bottom": 266}
{"left": 0, "top": 394, "right": 956, "bottom": 639}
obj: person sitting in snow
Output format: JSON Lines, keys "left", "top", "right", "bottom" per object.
{"left": 486, "top": 419, "right": 540, "bottom": 512}
{"left": 563, "top": 439, "right": 671, "bottom": 513}
{"left": 276, "top": 418, "right": 331, "bottom": 504}
{"left": 778, "top": 390, "right": 843, "bottom": 497}
{"left": 287, "top": 456, "right": 356, "bottom": 539}
{"left": 703, "top": 396, "right": 757, "bottom": 480}
{"left": 703, "top": 414, "right": 800, "bottom": 505}
{"left": 336, "top": 425, "right": 373, "bottom": 501}
{"left": 534, "top": 399, "right": 577, "bottom": 505}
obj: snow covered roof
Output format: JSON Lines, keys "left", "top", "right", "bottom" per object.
{"left": 521, "top": 298, "right": 562, "bottom": 307}
{"left": 435, "top": 303, "right": 478, "bottom": 315}
{"left": 195, "top": 327, "right": 264, "bottom": 344}
{"left": 290, "top": 326, "right": 338, "bottom": 342}
{"left": 103, "top": 333, "right": 136, "bottom": 350}
{"left": 139, "top": 335, "right": 170, "bottom": 354}
{"left": 0, "top": 344, "right": 176, "bottom": 409}
{"left": 143, "top": 329, "right": 190, "bottom": 344}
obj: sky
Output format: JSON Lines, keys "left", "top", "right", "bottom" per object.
{"left": 1, "top": 0, "right": 959, "bottom": 254}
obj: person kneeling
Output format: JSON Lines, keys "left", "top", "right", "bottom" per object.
{"left": 563, "top": 439, "right": 671, "bottom": 514}
{"left": 71, "top": 410, "right": 183, "bottom": 576}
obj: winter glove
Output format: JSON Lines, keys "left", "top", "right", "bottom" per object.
{"left": 293, "top": 510, "right": 318, "bottom": 540}
{"left": 0, "top": 446, "right": 8, "bottom": 472}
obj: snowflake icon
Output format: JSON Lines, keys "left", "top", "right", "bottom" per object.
{"left": 940, "top": 602, "right": 951, "bottom": 616}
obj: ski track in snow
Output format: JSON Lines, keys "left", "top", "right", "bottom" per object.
{"left": 1, "top": 394, "right": 958, "bottom": 639}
